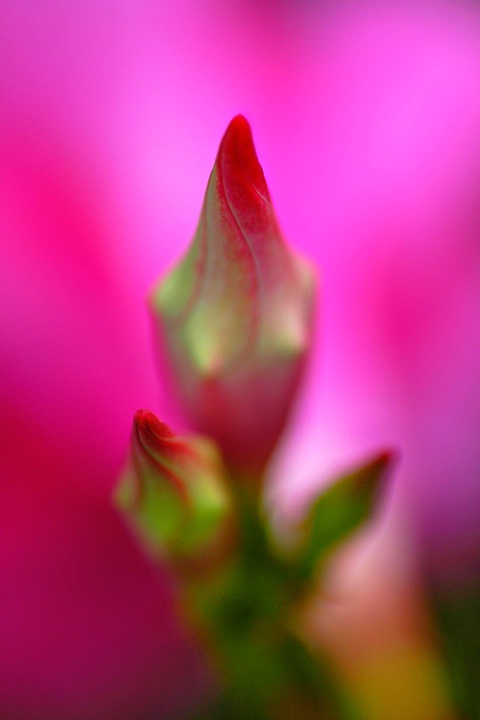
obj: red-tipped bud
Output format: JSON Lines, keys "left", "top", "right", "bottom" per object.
{"left": 150, "top": 116, "right": 316, "bottom": 482}
{"left": 115, "top": 409, "right": 232, "bottom": 560}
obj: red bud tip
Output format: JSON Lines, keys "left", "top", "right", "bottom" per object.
{"left": 134, "top": 408, "right": 174, "bottom": 443}
{"left": 217, "top": 115, "right": 271, "bottom": 220}
{"left": 131, "top": 411, "right": 187, "bottom": 500}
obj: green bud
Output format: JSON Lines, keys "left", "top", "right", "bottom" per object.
{"left": 115, "top": 409, "right": 232, "bottom": 562}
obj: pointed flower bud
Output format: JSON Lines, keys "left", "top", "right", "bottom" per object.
{"left": 150, "top": 116, "right": 316, "bottom": 481}
{"left": 115, "top": 409, "right": 232, "bottom": 561}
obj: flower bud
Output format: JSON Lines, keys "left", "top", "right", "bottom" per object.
{"left": 150, "top": 116, "right": 316, "bottom": 482}
{"left": 115, "top": 409, "right": 232, "bottom": 561}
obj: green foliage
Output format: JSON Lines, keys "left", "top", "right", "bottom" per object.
{"left": 432, "top": 583, "right": 480, "bottom": 719}
{"left": 296, "top": 452, "right": 392, "bottom": 579}
{"left": 117, "top": 442, "right": 392, "bottom": 719}
{"left": 184, "top": 480, "right": 389, "bottom": 720}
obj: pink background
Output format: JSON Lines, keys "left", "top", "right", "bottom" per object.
{"left": 1, "top": 1, "right": 480, "bottom": 717}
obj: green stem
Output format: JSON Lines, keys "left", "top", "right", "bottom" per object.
{"left": 183, "top": 490, "right": 364, "bottom": 720}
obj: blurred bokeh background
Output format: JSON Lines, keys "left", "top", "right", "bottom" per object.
{"left": 1, "top": 1, "right": 480, "bottom": 718}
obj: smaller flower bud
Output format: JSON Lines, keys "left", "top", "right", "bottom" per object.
{"left": 115, "top": 409, "right": 232, "bottom": 562}
{"left": 150, "top": 116, "right": 316, "bottom": 482}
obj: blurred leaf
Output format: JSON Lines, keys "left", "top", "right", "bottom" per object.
{"left": 431, "top": 583, "right": 480, "bottom": 720}
{"left": 298, "top": 452, "right": 393, "bottom": 577}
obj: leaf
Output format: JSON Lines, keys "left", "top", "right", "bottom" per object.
{"left": 430, "top": 583, "right": 480, "bottom": 719}
{"left": 298, "top": 451, "right": 394, "bottom": 577}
